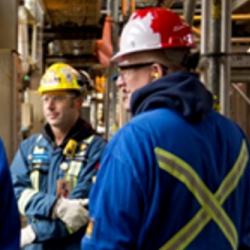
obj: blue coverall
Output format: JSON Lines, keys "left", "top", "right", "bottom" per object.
{"left": 82, "top": 72, "right": 250, "bottom": 250}
{"left": 11, "top": 118, "right": 106, "bottom": 250}
{"left": 0, "top": 137, "right": 20, "bottom": 250}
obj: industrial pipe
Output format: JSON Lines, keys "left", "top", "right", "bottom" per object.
{"left": 182, "top": 14, "right": 250, "bottom": 21}
{"left": 200, "top": 0, "right": 210, "bottom": 84}
{"left": 220, "top": 0, "right": 231, "bottom": 117}
{"left": 208, "top": 0, "right": 221, "bottom": 95}
{"left": 184, "top": 0, "right": 197, "bottom": 27}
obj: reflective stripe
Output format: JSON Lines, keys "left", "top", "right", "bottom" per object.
{"left": 66, "top": 226, "right": 73, "bottom": 234}
{"left": 18, "top": 189, "right": 39, "bottom": 215}
{"left": 30, "top": 146, "right": 45, "bottom": 190}
{"left": 85, "top": 135, "right": 94, "bottom": 144}
{"left": 66, "top": 161, "right": 82, "bottom": 189}
{"left": 30, "top": 171, "right": 40, "bottom": 190}
{"left": 155, "top": 140, "right": 248, "bottom": 250}
{"left": 36, "top": 134, "right": 43, "bottom": 142}
{"left": 65, "top": 135, "right": 95, "bottom": 188}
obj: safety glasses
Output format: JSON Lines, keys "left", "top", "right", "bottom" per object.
{"left": 41, "top": 94, "right": 76, "bottom": 103}
{"left": 118, "top": 62, "right": 154, "bottom": 82}
{"left": 117, "top": 62, "right": 168, "bottom": 82}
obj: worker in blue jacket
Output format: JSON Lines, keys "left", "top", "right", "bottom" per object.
{"left": 0, "top": 137, "right": 20, "bottom": 250}
{"left": 11, "top": 63, "right": 106, "bottom": 250}
{"left": 81, "top": 8, "right": 250, "bottom": 250}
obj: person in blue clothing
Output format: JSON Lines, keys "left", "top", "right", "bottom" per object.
{"left": 81, "top": 8, "right": 250, "bottom": 250}
{"left": 0, "top": 137, "right": 20, "bottom": 250}
{"left": 11, "top": 62, "right": 106, "bottom": 250}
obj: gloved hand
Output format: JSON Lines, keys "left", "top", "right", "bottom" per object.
{"left": 21, "top": 225, "right": 36, "bottom": 248}
{"left": 52, "top": 198, "right": 89, "bottom": 232}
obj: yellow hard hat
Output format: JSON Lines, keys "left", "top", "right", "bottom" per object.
{"left": 37, "top": 63, "right": 81, "bottom": 94}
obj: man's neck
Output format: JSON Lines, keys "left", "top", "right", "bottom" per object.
{"left": 51, "top": 117, "right": 79, "bottom": 146}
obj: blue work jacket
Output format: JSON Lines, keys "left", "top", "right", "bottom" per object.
{"left": 11, "top": 118, "right": 106, "bottom": 250}
{"left": 0, "top": 137, "right": 20, "bottom": 250}
{"left": 81, "top": 72, "right": 250, "bottom": 250}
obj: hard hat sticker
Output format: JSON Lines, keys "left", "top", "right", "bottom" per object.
{"left": 60, "top": 67, "right": 74, "bottom": 83}
{"left": 42, "top": 71, "right": 60, "bottom": 86}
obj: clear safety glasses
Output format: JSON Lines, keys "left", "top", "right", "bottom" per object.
{"left": 41, "top": 94, "right": 76, "bottom": 103}
{"left": 118, "top": 62, "right": 154, "bottom": 82}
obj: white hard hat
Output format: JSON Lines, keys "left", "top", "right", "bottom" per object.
{"left": 111, "top": 8, "right": 195, "bottom": 62}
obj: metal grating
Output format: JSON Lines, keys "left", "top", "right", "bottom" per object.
{"left": 43, "top": 0, "right": 102, "bottom": 26}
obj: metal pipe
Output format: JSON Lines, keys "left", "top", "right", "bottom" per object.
{"left": 130, "top": 0, "right": 135, "bottom": 14}
{"left": 31, "top": 23, "right": 37, "bottom": 65}
{"left": 195, "top": 37, "right": 250, "bottom": 43}
{"left": 200, "top": 0, "right": 210, "bottom": 84}
{"left": 184, "top": 0, "right": 197, "bottom": 27}
{"left": 232, "top": 84, "right": 250, "bottom": 107}
{"left": 181, "top": 14, "right": 250, "bottom": 20}
{"left": 104, "top": 0, "right": 112, "bottom": 139}
{"left": 111, "top": 0, "right": 119, "bottom": 136}
{"left": 105, "top": 0, "right": 119, "bottom": 139}
{"left": 208, "top": 0, "right": 221, "bottom": 95}
{"left": 220, "top": 0, "right": 231, "bottom": 117}
{"left": 192, "top": 26, "right": 201, "bottom": 35}
{"left": 122, "top": 0, "right": 127, "bottom": 16}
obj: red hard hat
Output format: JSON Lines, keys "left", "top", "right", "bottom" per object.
{"left": 112, "top": 8, "right": 195, "bottom": 62}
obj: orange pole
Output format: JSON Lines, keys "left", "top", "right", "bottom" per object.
{"left": 130, "top": 0, "right": 135, "bottom": 14}
{"left": 122, "top": 0, "right": 127, "bottom": 16}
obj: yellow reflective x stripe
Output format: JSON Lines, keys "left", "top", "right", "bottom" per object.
{"left": 65, "top": 161, "right": 82, "bottom": 189}
{"left": 155, "top": 140, "right": 248, "bottom": 250}
{"left": 18, "top": 188, "right": 38, "bottom": 215}
{"left": 66, "top": 225, "right": 73, "bottom": 234}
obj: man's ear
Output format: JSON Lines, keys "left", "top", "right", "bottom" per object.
{"left": 151, "top": 63, "right": 164, "bottom": 79}
{"left": 75, "top": 97, "right": 83, "bottom": 109}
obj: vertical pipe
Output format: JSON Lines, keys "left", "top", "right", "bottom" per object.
{"left": 104, "top": 0, "right": 113, "bottom": 139}
{"left": 111, "top": 0, "right": 119, "bottom": 136}
{"left": 122, "top": 0, "right": 127, "bottom": 16}
{"left": 200, "top": 0, "right": 210, "bottom": 84}
{"left": 105, "top": 0, "right": 119, "bottom": 139}
{"left": 184, "top": 0, "right": 197, "bottom": 27}
{"left": 208, "top": 0, "right": 221, "bottom": 95}
{"left": 220, "top": 0, "right": 231, "bottom": 117}
{"left": 32, "top": 23, "right": 37, "bottom": 65}
{"left": 130, "top": 0, "right": 135, "bottom": 14}
{"left": 127, "top": 0, "right": 131, "bottom": 16}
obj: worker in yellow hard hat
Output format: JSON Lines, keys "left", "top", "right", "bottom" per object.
{"left": 11, "top": 62, "right": 106, "bottom": 250}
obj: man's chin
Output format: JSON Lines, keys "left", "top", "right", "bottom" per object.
{"left": 47, "top": 119, "right": 60, "bottom": 127}
{"left": 123, "top": 99, "right": 130, "bottom": 111}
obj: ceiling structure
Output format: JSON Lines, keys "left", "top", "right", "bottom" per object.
{"left": 38, "top": 0, "right": 250, "bottom": 70}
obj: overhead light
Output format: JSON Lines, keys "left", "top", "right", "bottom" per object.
{"left": 73, "top": 48, "right": 80, "bottom": 55}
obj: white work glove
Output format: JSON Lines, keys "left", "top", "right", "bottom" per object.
{"left": 52, "top": 198, "right": 89, "bottom": 232}
{"left": 21, "top": 225, "right": 36, "bottom": 248}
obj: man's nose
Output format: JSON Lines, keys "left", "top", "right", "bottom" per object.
{"left": 116, "top": 75, "right": 125, "bottom": 88}
{"left": 46, "top": 98, "right": 55, "bottom": 109}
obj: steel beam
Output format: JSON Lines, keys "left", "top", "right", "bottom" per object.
{"left": 43, "top": 26, "right": 103, "bottom": 42}
{"left": 232, "top": 0, "right": 250, "bottom": 11}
